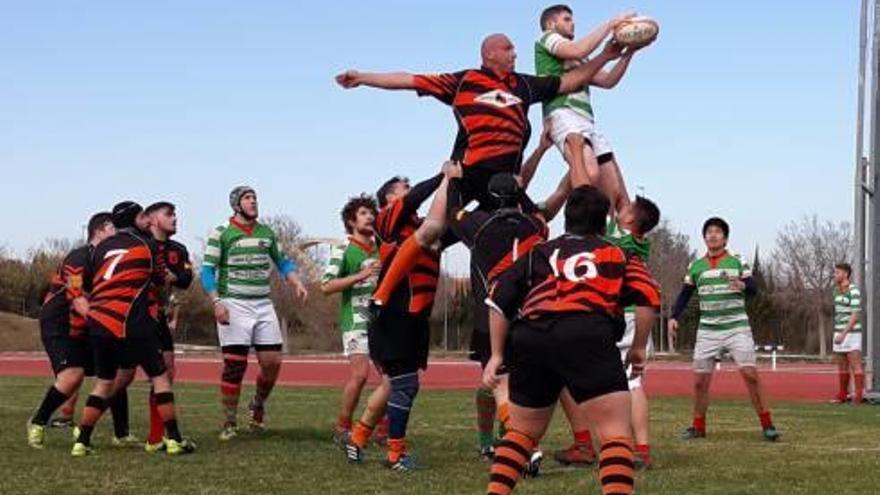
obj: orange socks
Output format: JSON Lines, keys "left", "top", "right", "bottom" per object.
{"left": 599, "top": 437, "right": 635, "bottom": 495}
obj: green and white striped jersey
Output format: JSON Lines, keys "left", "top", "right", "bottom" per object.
{"left": 535, "top": 31, "right": 594, "bottom": 119}
{"left": 203, "top": 220, "right": 288, "bottom": 300}
{"left": 833, "top": 284, "right": 862, "bottom": 332}
{"left": 321, "top": 237, "right": 378, "bottom": 334}
{"left": 685, "top": 252, "right": 752, "bottom": 332}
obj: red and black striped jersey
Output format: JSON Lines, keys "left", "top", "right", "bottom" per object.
{"left": 153, "top": 238, "right": 193, "bottom": 309}
{"left": 413, "top": 68, "right": 560, "bottom": 174}
{"left": 488, "top": 233, "right": 660, "bottom": 323}
{"left": 375, "top": 176, "right": 444, "bottom": 316}
{"left": 40, "top": 244, "right": 92, "bottom": 339}
{"left": 86, "top": 229, "right": 164, "bottom": 339}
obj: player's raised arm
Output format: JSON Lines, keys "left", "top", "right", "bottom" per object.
{"left": 591, "top": 49, "right": 637, "bottom": 89}
{"left": 549, "top": 12, "right": 635, "bottom": 61}
{"left": 335, "top": 70, "right": 416, "bottom": 90}
{"left": 558, "top": 40, "right": 623, "bottom": 95}
{"left": 519, "top": 126, "right": 554, "bottom": 190}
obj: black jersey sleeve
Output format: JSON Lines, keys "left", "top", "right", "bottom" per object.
{"left": 486, "top": 251, "right": 531, "bottom": 320}
{"left": 403, "top": 173, "right": 443, "bottom": 214}
{"left": 169, "top": 241, "right": 193, "bottom": 290}
{"left": 520, "top": 74, "right": 562, "bottom": 105}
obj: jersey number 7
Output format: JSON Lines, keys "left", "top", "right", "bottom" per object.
{"left": 103, "top": 249, "right": 130, "bottom": 281}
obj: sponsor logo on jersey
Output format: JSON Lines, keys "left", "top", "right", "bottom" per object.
{"left": 474, "top": 89, "right": 523, "bottom": 108}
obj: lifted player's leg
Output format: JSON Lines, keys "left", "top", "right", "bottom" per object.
{"left": 562, "top": 133, "right": 600, "bottom": 188}
{"left": 597, "top": 155, "right": 632, "bottom": 215}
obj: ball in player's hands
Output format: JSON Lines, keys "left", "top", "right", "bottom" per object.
{"left": 613, "top": 17, "right": 659, "bottom": 48}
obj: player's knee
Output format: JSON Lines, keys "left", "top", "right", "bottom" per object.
{"left": 350, "top": 366, "right": 369, "bottom": 386}
{"left": 222, "top": 358, "right": 248, "bottom": 384}
{"left": 739, "top": 367, "right": 758, "bottom": 383}
{"left": 57, "top": 369, "right": 83, "bottom": 392}
{"left": 152, "top": 374, "right": 172, "bottom": 393}
{"left": 389, "top": 372, "right": 420, "bottom": 412}
{"left": 94, "top": 380, "right": 114, "bottom": 397}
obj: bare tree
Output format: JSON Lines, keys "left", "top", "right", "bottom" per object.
{"left": 647, "top": 221, "right": 695, "bottom": 351}
{"left": 263, "top": 215, "right": 339, "bottom": 353}
{"left": 773, "top": 215, "right": 851, "bottom": 357}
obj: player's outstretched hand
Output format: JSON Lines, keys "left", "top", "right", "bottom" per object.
{"left": 601, "top": 38, "right": 625, "bottom": 60}
{"left": 625, "top": 347, "right": 647, "bottom": 380}
{"left": 834, "top": 333, "right": 845, "bottom": 345}
{"left": 335, "top": 70, "right": 361, "bottom": 89}
{"left": 611, "top": 11, "right": 637, "bottom": 28}
{"left": 214, "top": 301, "right": 230, "bottom": 325}
{"left": 444, "top": 160, "right": 463, "bottom": 179}
{"left": 482, "top": 355, "right": 503, "bottom": 390}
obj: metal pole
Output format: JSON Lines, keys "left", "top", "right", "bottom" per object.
{"left": 868, "top": 0, "right": 880, "bottom": 393}
{"left": 856, "top": 0, "right": 868, "bottom": 292}
{"left": 443, "top": 257, "right": 449, "bottom": 351}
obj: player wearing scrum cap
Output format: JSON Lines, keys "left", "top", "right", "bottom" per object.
{"left": 202, "top": 186, "right": 308, "bottom": 441}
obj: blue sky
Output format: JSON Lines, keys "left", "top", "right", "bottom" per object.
{"left": 0, "top": 1, "right": 861, "bottom": 274}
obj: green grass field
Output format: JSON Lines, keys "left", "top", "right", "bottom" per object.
{"left": 1, "top": 376, "right": 879, "bottom": 495}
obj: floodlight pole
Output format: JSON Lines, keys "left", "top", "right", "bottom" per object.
{"left": 856, "top": 0, "right": 868, "bottom": 306}
{"left": 867, "top": 0, "right": 880, "bottom": 393}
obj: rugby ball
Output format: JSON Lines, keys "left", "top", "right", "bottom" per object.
{"left": 613, "top": 17, "right": 659, "bottom": 47}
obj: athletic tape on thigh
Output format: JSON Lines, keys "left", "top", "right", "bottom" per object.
{"left": 388, "top": 372, "right": 420, "bottom": 412}
{"left": 154, "top": 392, "right": 175, "bottom": 405}
{"left": 85, "top": 394, "right": 108, "bottom": 412}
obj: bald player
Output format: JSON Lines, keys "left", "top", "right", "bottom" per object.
{"left": 336, "top": 34, "right": 625, "bottom": 310}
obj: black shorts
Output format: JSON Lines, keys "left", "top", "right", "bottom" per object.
{"left": 91, "top": 333, "right": 167, "bottom": 381}
{"left": 368, "top": 309, "right": 430, "bottom": 373}
{"left": 42, "top": 334, "right": 94, "bottom": 376}
{"left": 597, "top": 152, "right": 615, "bottom": 165}
{"left": 157, "top": 314, "right": 174, "bottom": 352}
{"left": 507, "top": 314, "right": 628, "bottom": 409}
{"left": 461, "top": 166, "right": 508, "bottom": 210}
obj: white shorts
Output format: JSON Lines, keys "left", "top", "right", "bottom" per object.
{"left": 342, "top": 330, "right": 369, "bottom": 357}
{"left": 693, "top": 329, "right": 756, "bottom": 373}
{"left": 546, "top": 108, "right": 614, "bottom": 159}
{"left": 617, "top": 313, "right": 643, "bottom": 390}
{"left": 216, "top": 298, "right": 283, "bottom": 348}
{"left": 833, "top": 332, "right": 862, "bottom": 354}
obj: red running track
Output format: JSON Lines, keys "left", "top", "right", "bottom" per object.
{"left": 0, "top": 353, "right": 841, "bottom": 402}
